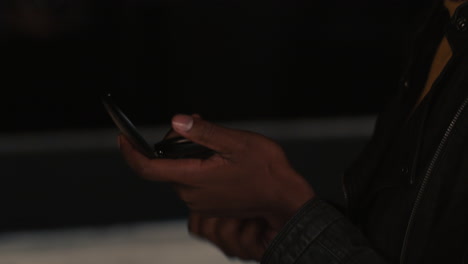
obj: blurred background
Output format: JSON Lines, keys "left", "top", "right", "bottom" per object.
{"left": 0, "top": 0, "right": 426, "bottom": 263}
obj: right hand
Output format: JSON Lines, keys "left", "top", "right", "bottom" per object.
{"left": 118, "top": 113, "right": 315, "bottom": 258}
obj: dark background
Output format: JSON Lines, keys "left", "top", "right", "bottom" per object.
{"left": 0, "top": 0, "right": 427, "bottom": 133}
{"left": 0, "top": 0, "right": 428, "bottom": 232}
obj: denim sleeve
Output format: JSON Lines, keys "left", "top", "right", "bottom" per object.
{"left": 261, "top": 199, "right": 391, "bottom": 264}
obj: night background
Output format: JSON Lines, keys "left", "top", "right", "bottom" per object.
{"left": 0, "top": 0, "right": 426, "bottom": 133}
{"left": 0, "top": 0, "right": 428, "bottom": 262}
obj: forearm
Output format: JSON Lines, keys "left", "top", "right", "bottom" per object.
{"left": 261, "top": 199, "right": 391, "bottom": 264}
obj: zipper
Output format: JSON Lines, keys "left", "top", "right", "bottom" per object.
{"left": 399, "top": 53, "right": 457, "bottom": 262}
{"left": 341, "top": 0, "right": 442, "bottom": 219}
{"left": 399, "top": 95, "right": 468, "bottom": 264}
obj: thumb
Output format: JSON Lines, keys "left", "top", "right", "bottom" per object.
{"left": 171, "top": 114, "right": 242, "bottom": 153}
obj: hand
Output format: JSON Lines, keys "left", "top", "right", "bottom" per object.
{"left": 188, "top": 213, "right": 278, "bottom": 262}
{"left": 119, "top": 114, "right": 315, "bottom": 231}
{"left": 162, "top": 113, "right": 202, "bottom": 140}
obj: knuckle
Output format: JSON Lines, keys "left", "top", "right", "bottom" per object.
{"left": 261, "top": 137, "right": 286, "bottom": 158}
{"left": 188, "top": 221, "right": 199, "bottom": 235}
{"left": 222, "top": 221, "right": 239, "bottom": 237}
{"left": 233, "top": 131, "right": 257, "bottom": 152}
{"left": 216, "top": 222, "right": 230, "bottom": 240}
{"left": 199, "top": 123, "right": 216, "bottom": 143}
{"left": 262, "top": 135, "right": 282, "bottom": 151}
{"left": 200, "top": 220, "right": 217, "bottom": 240}
{"left": 240, "top": 223, "right": 258, "bottom": 248}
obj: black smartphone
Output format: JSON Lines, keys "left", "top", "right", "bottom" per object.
{"left": 101, "top": 93, "right": 215, "bottom": 159}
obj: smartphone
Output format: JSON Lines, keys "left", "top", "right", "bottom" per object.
{"left": 101, "top": 93, "right": 215, "bottom": 159}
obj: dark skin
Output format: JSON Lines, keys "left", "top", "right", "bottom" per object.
{"left": 118, "top": 114, "right": 315, "bottom": 261}
{"left": 120, "top": 1, "right": 465, "bottom": 261}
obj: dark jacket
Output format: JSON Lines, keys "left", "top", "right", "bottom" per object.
{"left": 262, "top": 1, "right": 468, "bottom": 263}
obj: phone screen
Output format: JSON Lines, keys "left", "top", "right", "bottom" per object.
{"left": 101, "top": 93, "right": 157, "bottom": 159}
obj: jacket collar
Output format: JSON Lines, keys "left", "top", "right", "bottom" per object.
{"left": 446, "top": 1, "right": 468, "bottom": 55}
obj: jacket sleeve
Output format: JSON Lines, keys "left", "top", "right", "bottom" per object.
{"left": 260, "top": 199, "right": 391, "bottom": 264}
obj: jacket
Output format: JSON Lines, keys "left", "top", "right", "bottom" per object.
{"left": 262, "top": 1, "right": 468, "bottom": 263}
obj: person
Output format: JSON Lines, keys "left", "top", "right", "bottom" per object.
{"left": 118, "top": 0, "right": 468, "bottom": 263}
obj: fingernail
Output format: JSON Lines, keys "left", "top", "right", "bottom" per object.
{"left": 172, "top": 115, "right": 193, "bottom": 132}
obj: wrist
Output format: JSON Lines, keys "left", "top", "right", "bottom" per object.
{"left": 267, "top": 177, "right": 316, "bottom": 231}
